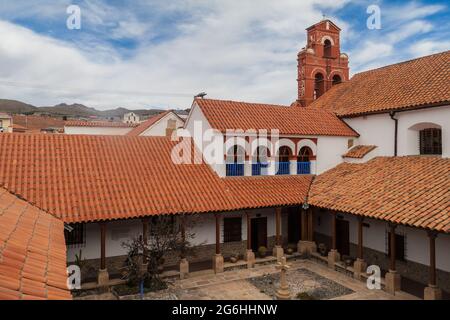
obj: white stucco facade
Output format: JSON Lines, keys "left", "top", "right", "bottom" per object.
{"left": 64, "top": 126, "right": 133, "bottom": 136}
{"left": 139, "top": 112, "right": 185, "bottom": 137}
{"left": 315, "top": 211, "right": 450, "bottom": 273}
{"left": 343, "top": 105, "right": 450, "bottom": 158}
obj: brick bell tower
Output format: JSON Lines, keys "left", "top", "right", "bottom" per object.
{"left": 297, "top": 19, "right": 349, "bottom": 107}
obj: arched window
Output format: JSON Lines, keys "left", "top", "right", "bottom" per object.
{"left": 314, "top": 73, "right": 325, "bottom": 100}
{"left": 226, "top": 145, "right": 245, "bottom": 176}
{"left": 420, "top": 128, "right": 442, "bottom": 155}
{"left": 324, "top": 39, "right": 332, "bottom": 58}
{"left": 252, "top": 146, "right": 270, "bottom": 176}
{"left": 332, "top": 74, "right": 342, "bottom": 86}
{"left": 276, "top": 146, "right": 291, "bottom": 175}
{"left": 297, "top": 147, "right": 312, "bottom": 174}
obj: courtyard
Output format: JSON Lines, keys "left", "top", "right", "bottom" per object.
{"left": 75, "top": 258, "right": 418, "bottom": 300}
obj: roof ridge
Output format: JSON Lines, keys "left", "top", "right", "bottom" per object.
{"left": 352, "top": 50, "right": 450, "bottom": 78}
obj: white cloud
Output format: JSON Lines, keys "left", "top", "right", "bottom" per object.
{"left": 0, "top": 0, "right": 447, "bottom": 109}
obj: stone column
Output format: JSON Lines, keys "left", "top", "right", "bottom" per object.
{"left": 424, "top": 231, "right": 442, "bottom": 300}
{"left": 273, "top": 207, "right": 284, "bottom": 261}
{"left": 212, "top": 214, "right": 224, "bottom": 273}
{"left": 245, "top": 212, "right": 255, "bottom": 268}
{"left": 385, "top": 224, "right": 401, "bottom": 295}
{"left": 179, "top": 216, "right": 189, "bottom": 279}
{"left": 353, "top": 216, "right": 367, "bottom": 280}
{"left": 97, "top": 221, "right": 109, "bottom": 286}
{"left": 327, "top": 213, "right": 340, "bottom": 268}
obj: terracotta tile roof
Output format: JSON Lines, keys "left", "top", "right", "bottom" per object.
{"left": 195, "top": 98, "right": 358, "bottom": 137}
{"left": 0, "top": 134, "right": 236, "bottom": 223}
{"left": 0, "top": 134, "right": 314, "bottom": 223}
{"left": 12, "top": 115, "right": 64, "bottom": 131}
{"left": 310, "top": 51, "right": 450, "bottom": 117}
{"left": 126, "top": 110, "right": 182, "bottom": 136}
{"left": 0, "top": 188, "right": 71, "bottom": 300}
{"left": 64, "top": 121, "right": 138, "bottom": 128}
{"left": 309, "top": 157, "right": 450, "bottom": 233}
{"left": 224, "top": 175, "right": 313, "bottom": 209}
{"left": 342, "top": 145, "right": 377, "bottom": 159}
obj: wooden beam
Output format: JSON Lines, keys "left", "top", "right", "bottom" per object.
{"left": 301, "top": 208, "right": 307, "bottom": 241}
{"left": 100, "top": 222, "right": 107, "bottom": 270}
{"left": 142, "top": 218, "right": 149, "bottom": 262}
{"left": 307, "top": 208, "right": 314, "bottom": 242}
{"left": 389, "top": 224, "right": 397, "bottom": 271}
{"left": 275, "top": 207, "right": 282, "bottom": 246}
{"left": 215, "top": 214, "right": 221, "bottom": 255}
{"left": 357, "top": 216, "right": 364, "bottom": 259}
{"left": 246, "top": 212, "right": 252, "bottom": 251}
{"left": 428, "top": 231, "right": 438, "bottom": 286}
{"left": 331, "top": 213, "right": 337, "bottom": 250}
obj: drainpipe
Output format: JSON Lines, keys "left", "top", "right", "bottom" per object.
{"left": 389, "top": 111, "right": 398, "bottom": 156}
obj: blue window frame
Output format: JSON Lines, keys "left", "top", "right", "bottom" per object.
{"left": 226, "top": 163, "right": 244, "bottom": 176}
{"left": 297, "top": 162, "right": 311, "bottom": 174}
{"left": 276, "top": 162, "right": 290, "bottom": 175}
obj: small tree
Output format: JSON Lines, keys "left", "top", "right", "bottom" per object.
{"left": 121, "top": 215, "right": 198, "bottom": 291}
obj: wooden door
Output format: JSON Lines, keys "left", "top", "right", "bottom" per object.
{"left": 251, "top": 217, "right": 267, "bottom": 252}
{"left": 336, "top": 219, "right": 350, "bottom": 256}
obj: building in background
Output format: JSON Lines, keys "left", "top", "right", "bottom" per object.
{"left": 123, "top": 112, "right": 140, "bottom": 124}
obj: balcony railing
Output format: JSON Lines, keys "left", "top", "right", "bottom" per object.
{"left": 275, "top": 162, "right": 290, "bottom": 175}
{"left": 226, "top": 163, "right": 244, "bottom": 177}
{"left": 297, "top": 162, "right": 311, "bottom": 175}
{"left": 252, "top": 163, "right": 268, "bottom": 176}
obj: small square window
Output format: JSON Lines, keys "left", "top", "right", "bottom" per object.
{"left": 223, "top": 217, "right": 242, "bottom": 243}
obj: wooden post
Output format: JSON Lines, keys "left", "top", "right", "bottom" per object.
{"left": 389, "top": 224, "right": 397, "bottom": 271}
{"left": 301, "top": 208, "right": 307, "bottom": 241}
{"left": 275, "top": 207, "right": 282, "bottom": 246}
{"left": 307, "top": 208, "right": 314, "bottom": 241}
{"left": 428, "top": 231, "right": 437, "bottom": 287}
{"left": 357, "top": 217, "right": 364, "bottom": 259}
{"left": 331, "top": 213, "right": 337, "bottom": 250}
{"left": 246, "top": 212, "right": 252, "bottom": 251}
{"left": 142, "top": 218, "right": 149, "bottom": 263}
{"left": 215, "top": 214, "right": 221, "bottom": 255}
{"left": 100, "top": 222, "right": 107, "bottom": 270}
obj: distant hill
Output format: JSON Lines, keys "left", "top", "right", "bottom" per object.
{"left": 0, "top": 99, "right": 176, "bottom": 119}
{"left": 0, "top": 99, "right": 37, "bottom": 114}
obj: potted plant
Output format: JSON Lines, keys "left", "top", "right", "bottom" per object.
{"left": 258, "top": 246, "right": 267, "bottom": 258}
{"left": 318, "top": 243, "right": 327, "bottom": 257}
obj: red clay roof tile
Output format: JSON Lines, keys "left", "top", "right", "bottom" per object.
{"left": 310, "top": 51, "right": 450, "bottom": 117}
{"left": 309, "top": 157, "right": 450, "bottom": 233}
{"left": 0, "top": 188, "right": 71, "bottom": 300}
{"left": 342, "top": 145, "right": 377, "bottom": 159}
{"left": 64, "top": 121, "right": 138, "bottom": 128}
{"left": 196, "top": 98, "right": 358, "bottom": 137}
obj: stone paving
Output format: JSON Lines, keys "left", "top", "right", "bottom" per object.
{"left": 75, "top": 257, "right": 419, "bottom": 300}
{"left": 151, "top": 258, "right": 417, "bottom": 300}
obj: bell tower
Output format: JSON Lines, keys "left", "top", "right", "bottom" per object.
{"left": 297, "top": 20, "right": 349, "bottom": 107}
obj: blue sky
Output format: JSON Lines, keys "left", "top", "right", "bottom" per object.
{"left": 0, "top": 0, "right": 448, "bottom": 109}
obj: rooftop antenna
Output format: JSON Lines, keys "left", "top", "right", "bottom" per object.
{"left": 194, "top": 92, "right": 207, "bottom": 99}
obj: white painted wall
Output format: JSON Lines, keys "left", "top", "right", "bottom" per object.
{"left": 315, "top": 136, "right": 349, "bottom": 174}
{"left": 67, "top": 209, "right": 278, "bottom": 262}
{"left": 315, "top": 211, "right": 450, "bottom": 272}
{"left": 64, "top": 126, "right": 133, "bottom": 136}
{"left": 343, "top": 105, "right": 450, "bottom": 158}
{"left": 139, "top": 113, "right": 185, "bottom": 137}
